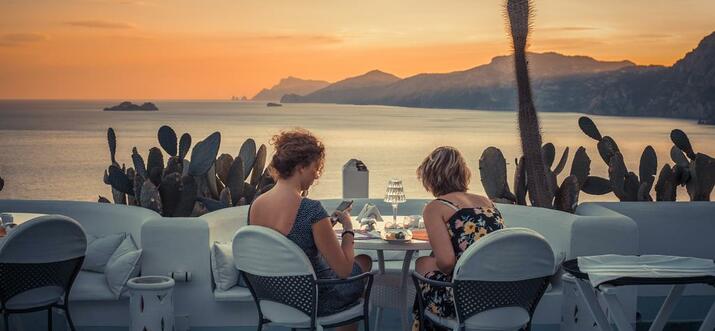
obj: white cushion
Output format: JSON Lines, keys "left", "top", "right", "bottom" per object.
{"left": 213, "top": 286, "right": 253, "bottom": 302}
{"left": 258, "top": 299, "right": 364, "bottom": 327}
{"left": 5, "top": 286, "right": 64, "bottom": 310}
{"left": 211, "top": 242, "right": 239, "bottom": 291}
{"left": 318, "top": 299, "right": 365, "bottom": 326}
{"left": 70, "top": 271, "right": 117, "bottom": 301}
{"left": 82, "top": 233, "right": 126, "bottom": 272}
{"left": 424, "top": 307, "right": 530, "bottom": 331}
{"left": 260, "top": 301, "right": 311, "bottom": 326}
{"left": 105, "top": 235, "right": 142, "bottom": 297}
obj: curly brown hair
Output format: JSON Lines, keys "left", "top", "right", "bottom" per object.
{"left": 268, "top": 128, "right": 326, "bottom": 180}
{"left": 417, "top": 146, "right": 471, "bottom": 196}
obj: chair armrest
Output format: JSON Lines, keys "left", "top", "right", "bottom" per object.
{"left": 316, "top": 270, "right": 377, "bottom": 315}
{"left": 315, "top": 270, "right": 376, "bottom": 286}
{"left": 411, "top": 271, "right": 453, "bottom": 288}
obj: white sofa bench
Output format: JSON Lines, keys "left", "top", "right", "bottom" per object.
{"left": 0, "top": 199, "right": 158, "bottom": 327}
{"left": 0, "top": 198, "right": 641, "bottom": 329}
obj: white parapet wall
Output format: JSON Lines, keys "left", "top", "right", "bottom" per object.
{"left": 6, "top": 199, "right": 714, "bottom": 328}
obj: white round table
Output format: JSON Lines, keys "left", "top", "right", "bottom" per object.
{"left": 350, "top": 233, "right": 431, "bottom": 331}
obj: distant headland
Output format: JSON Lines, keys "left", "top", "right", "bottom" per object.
{"left": 103, "top": 101, "right": 158, "bottom": 111}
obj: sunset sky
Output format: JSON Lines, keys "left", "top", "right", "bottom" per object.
{"left": 1, "top": 0, "right": 714, "bottom": 99}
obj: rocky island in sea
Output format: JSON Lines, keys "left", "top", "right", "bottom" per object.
{"left": 103, "top": 101, "right": 158, "bottom": 111}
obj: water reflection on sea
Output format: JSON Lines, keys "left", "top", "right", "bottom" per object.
{"left": 0, "top": 100, "right": 713, "bottom": 202}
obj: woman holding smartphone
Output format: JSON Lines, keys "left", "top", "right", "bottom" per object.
{"left": 248, "top": 128, "right": 372, "bottom": 331}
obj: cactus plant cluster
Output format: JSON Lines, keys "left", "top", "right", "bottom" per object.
{"left": 657, "top": 129, "right": 715, "bottom": 201}
{"left": 479, "top": 142, "right": 590, "bottom": 213}
{"left": 578, "top": 116, "right": 658, "bottom": 201}
{"left": 99, "top": 125, "right": 275, "bottom": 217}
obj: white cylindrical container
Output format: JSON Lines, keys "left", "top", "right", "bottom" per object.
{"left": 343, "top": 159, "right": 369, "bottom": 199}
{"left": 127, "top": 276, "right": 176, "bottom": 331}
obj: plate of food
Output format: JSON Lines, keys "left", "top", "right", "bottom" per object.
{"left": 381, "top": 229, "right": 413, "bottom": 243}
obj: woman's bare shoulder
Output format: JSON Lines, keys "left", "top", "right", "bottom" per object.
{"left": 466, "top": 193, "right": 495, "bottom": 208}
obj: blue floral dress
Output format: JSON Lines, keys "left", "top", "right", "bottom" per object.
{"left": 412, "top": 198, "right": 505, "bottom": 330}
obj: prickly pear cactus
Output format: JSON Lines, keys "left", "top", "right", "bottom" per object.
{"left": 189, "top": 132, "right": 221, "bottom": 177}
{"left": 100, "top": 126, "right": 272, "bottom": 215}
{"left": 173, "top": 175, "right": 197, "bottom": 217}
{"left": 578, "top": 116, "right": 659, "bottom": 201}
{"left": 655, "top": 164, "right": 678, "bottom": 201}
{"left": 239, "top": 139, "right": 257, "bottom": 179}
{"left": 139, "top": 179, "right": 162, "bottom": 214}
{"left": 179, "top": 133, "right": 192, "bottom": 160}
{"left": 159, "top": 172, "right": 182, "bottom": 217}
{"left": 226, "top": 157, "right": 245, "bottom": 205}
{"left": 505, "top": 0, "right": 553, "bottom": 208}
{"left": 479, "top": 147, "right": 511, "bottom": 203}
{"left": 215, "top": 153, "right": 234, "bottom": 185}
{"left": 158, "top": 125, "right": 178, "bottom": 157}
{"left": 107, "top": 128, "right": 118, "bottom": 166}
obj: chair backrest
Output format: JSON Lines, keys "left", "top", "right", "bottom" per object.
{"left": 454, "top": 227, "right": 555, "bottom": 281}
{"left": 452, "top": 227, "right": 555, "bottom": 326}
{"left": 233, "top": 225, "right": 317, "bottom": 325}
{"left": 0, "top": 215, "right": 87, "bottom": 264}
{"left": 0, "top": 215, "right": 87, "bottom": 307}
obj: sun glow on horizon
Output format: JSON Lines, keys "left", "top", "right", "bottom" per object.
{"left": 1, "top": 0, "right": 714, "bottom": 99}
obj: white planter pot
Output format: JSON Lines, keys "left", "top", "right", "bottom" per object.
{"left": 127, "top": 276, "right": 176, "bottom": 331}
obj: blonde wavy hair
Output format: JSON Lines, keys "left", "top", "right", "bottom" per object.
{"left": 416, "top": 146, "right": 471, "bottom": 196}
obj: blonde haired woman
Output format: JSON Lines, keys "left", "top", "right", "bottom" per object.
{"left": 412, "top": 146, "right": 505, "bottom": 330}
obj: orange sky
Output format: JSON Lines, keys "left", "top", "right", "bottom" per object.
{"left": 1, "top": 0, "right": 714, "bottom": 99}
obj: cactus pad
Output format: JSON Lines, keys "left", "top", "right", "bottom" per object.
{"left": 158, "top": 125, "right": 178, "bottom": 157}
{"left": 189, "top": 132, "right": 221, "bottom": 177}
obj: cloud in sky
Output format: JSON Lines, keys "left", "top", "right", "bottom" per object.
{"left": 0, "top": 33, "right": 48, "bottom": 47}
{"left": 256, "top": 34, "right": 343, "bottom": 44}
{"left": 64, "top": 20, "right": 136, "bottom": 29}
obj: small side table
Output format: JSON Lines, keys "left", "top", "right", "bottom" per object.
{"left": 127, "top": 276, "right": 176, "bottom": 331}
{"left": 562, "top": 258, "right": 715, "bottom": 331}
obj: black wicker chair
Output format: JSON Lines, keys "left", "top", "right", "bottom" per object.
{"left": 234, "top": 225, "right": 375, "bottom": 331}
{"left": 412, "top": 228, "right": 555, "bottom": 331}
{"left": 0, "top": 215, "right": 86, "bottom": 331}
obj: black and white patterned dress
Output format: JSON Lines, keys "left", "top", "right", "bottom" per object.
{"left": 249, "top": 198, "right": 364, "bottom": 316}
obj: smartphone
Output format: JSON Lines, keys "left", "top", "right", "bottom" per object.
{"left": 330, "top": 200, "right": 354, "bottom": 225}
{"left": 336, "top": 200, "right": 354, "bottom": 212}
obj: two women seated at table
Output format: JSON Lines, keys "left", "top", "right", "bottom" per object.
{"left": 412, "top": 146, "right": 505, "bottom": 331}
{"left": 248, "top": 129, "right": 372, "bottom": 331}
{"left": 249, "top": 128, "right": 503, "bottom": 331}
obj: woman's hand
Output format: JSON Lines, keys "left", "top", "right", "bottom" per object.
{"left": 332, "top": 207, "right": 353, "bottom": 231}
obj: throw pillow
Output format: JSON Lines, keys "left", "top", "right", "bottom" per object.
{"left": 82, "top": 233, "right": 126, "bottom": 273}
{"left": 105, "top": 234, "right": 143, "bottom": 297}
{"left": 211, "top": 242, "right": 240, "bottom": 291}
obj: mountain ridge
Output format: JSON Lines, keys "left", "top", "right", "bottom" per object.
{"left": 251, "top": 76, "right": 330, "bottom": 101}
{"left": 278, "top": 31, "right": 714, "bottom": 122}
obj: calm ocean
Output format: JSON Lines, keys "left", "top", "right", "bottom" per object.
{"left": 1, "top": 100, "right": 713, "bottom": 202}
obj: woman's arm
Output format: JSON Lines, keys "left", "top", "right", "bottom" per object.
{"left": 423, "top": 202, "right": 456, "bottom": 274}
{"left": 313, "top": 217, "right": 355, "bottom": 279}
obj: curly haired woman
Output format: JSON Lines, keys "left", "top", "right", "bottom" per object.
{"left": 248, "top": 128, "right": 372, "bottom": 331}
